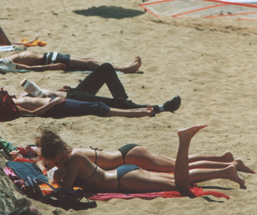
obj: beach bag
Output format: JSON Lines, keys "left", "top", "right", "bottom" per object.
{"left": 0, "top": 88, "right": 19, "bottom": 121}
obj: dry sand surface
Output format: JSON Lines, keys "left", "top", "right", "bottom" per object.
{"left": 1, "top": 0, "right": 257, "bottom": 214}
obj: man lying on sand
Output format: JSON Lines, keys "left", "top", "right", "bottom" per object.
{"left": 12, "top": 64, "right": 180, "bottom": 118}
{"left": 4, "top": 50, "right": 141, "bottom": 73}
{"left": 12, "top": 95, "right": 156, "bottom": 118}
{"left": 37, "top": 63, "right": 181, "bottom": 113}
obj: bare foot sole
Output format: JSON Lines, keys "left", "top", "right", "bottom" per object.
{"left": 226, "top": 165, "right": 245, "bottom": 188}
{"left": 120, "top": 56, "right": 142, "bottom": 73}
{"left": 233, "top": 158, "right": 256, "bottom": 173}
{"left": 178, "top": 124, "right": 207, "bottom": 142}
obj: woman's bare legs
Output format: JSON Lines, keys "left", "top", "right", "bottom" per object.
{"left": 112, "top": 125, "right": 247, "bottom": 193}
{"left": 80, "top": 145, "right": 255, "bottom": 173}
{"left": 188, "top": 151, "right": 234, "bottom": 163}
{"left": 106, "top": 105, "right": 154, "bottom": 118}
{"left": 189, "top": 165, "right": 245, "bottom": 188}
{"left": 68, "top": 56, "right": 141, "bottom": 73}
{"left": 175, "top": 124, "right": 207, "bottom": 191}
{"left": 189, "top": 159, "right": 255, "bottom": 173}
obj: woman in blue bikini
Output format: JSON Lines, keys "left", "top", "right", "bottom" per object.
{"left": 37, "top": 125, "right": 252, "bottom": 193}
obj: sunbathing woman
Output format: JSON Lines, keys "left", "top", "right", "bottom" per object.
{"left": 37, "top": 125, "right": 248, "bottom": 193}
{"left": 4, "top": 50, "right": 141, "bottom": 73}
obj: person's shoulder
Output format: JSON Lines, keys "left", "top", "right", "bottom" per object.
{"left": 70, "top": 150, "right": 85, "bottom": 160}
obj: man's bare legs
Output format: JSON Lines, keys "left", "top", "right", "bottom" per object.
{"left": 68, "top": 56, "right": 141, "bottom": 73}
{"left": 106, "top": 105, "right": 154, "bottom": 117}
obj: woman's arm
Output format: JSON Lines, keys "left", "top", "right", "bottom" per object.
{"left": 17, "top": 97, "right": 66, "bottom": 116}
{"left": 61, "top": 152, "right": 97, "bottom": 191}
{"left": 61, "top": 154, "right": 82, "bottom": 190}
{"left": 15, "top": 63, "right": 66, "bottom": 71}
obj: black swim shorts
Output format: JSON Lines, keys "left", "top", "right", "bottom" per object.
{"left": 43, "top": 52, "right": 70, "bottom": 68}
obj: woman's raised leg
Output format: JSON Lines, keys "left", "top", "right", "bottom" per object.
{"left": 175, "top": 124, "right": 207, "bottom": 192}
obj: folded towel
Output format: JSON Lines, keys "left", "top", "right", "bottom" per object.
{"left": 20, "top": 38, "right": 47, "bottom": 47}
{"left": 0, "top": 45, "right": 26, "bottom": 52}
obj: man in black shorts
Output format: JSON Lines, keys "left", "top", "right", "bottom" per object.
{"left": 4, "top": 51, "right": 142, "bottom": 73}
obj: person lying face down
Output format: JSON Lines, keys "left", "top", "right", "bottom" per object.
{"left": 12, "top": 63, "right": 182, "bottom": 118}
{"left": 37, "top": 125, "right": 251, "bottom": 194}
{"left": 38, "top": 142, "right": 255, "bottom": 179}
{"left": 4, "top": 50, "right": 142, "bottom": 73}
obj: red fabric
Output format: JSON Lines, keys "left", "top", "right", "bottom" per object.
{"left": 89, "top": 184, "right": 230, "bottom": 201}
{"left": 0, "top": 88, "right": 20, "bottom": 121}
{"left": 13, "top": 157, "right": 35, "bottom": 163}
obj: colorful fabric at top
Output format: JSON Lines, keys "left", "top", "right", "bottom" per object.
{"left": 0, "top": 140, "right": 17, "bottom": 154}
{"left": 20, "top": 38, "right": 47, "bottom": 47}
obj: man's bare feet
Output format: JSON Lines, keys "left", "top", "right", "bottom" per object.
{"left": 178, "top": 124, "right": 207, "bottom": 143}
{"left": 118, "top": 56, "right": 142, "bottom": 73}
{"left": 233, "top": 158, "right": 256, "bottom": 173}
{"left": 225, "top": 165, "right": 246, "bottom": 188}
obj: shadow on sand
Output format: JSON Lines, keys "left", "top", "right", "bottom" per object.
{"left": 73, "top": 6, "right": 145, "bottom": 19}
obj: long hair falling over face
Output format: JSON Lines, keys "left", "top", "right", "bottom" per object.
{"left": 36, "top": 129, "right": 72, "bottom": 160}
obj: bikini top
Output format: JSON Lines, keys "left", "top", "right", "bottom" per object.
{"left": 73, "top": 147, "right": 100, "bottom": 188}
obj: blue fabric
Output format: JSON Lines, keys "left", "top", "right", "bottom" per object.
{"left": 43, "top": 98, "right": 110, "bottom": 118}
{"left": 117, "top": 164, "right": 140, "bottom": 181}
{"left": 6, "top": 161, "right": 48, "bottom": 181}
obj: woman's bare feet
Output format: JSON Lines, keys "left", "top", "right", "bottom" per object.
{"left": 118, "top": 56, "right": 142, "bottom": 73}
{"left": 233, "top": 158, "right": 256, "bottom": 173}
{"left": 225, "top": 165, "right": 245, "bottom": 188}
{"left": 178, "top": 124, "right": 207, "bottom": 143}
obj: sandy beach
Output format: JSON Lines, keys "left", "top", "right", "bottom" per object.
{"left": 1, "top": 0, "right": 257, "bottom": 214}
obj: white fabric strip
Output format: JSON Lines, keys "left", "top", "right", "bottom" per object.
{"left": 51, "top": 52, "right": 58, "bottom": 64}
{"left": 45, "top": 53, "right": 50, "bottom": 65}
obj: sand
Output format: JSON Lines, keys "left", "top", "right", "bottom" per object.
{"left": 1, "top": 0, "right": 257, "bottom": 214}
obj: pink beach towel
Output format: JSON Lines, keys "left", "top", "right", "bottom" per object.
{"left": 89, "top": 184, "right": 230, "bottom": 201}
